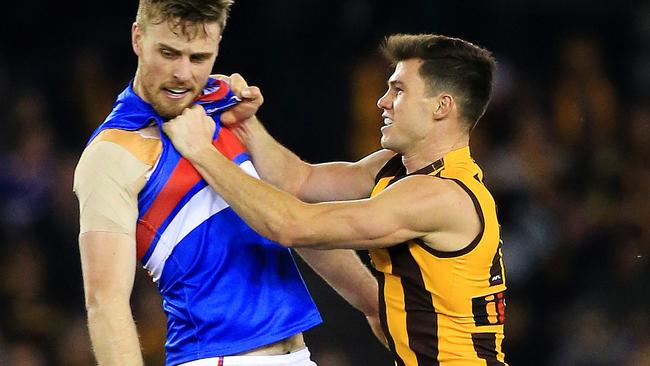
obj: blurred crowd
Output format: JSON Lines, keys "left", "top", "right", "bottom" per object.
{"left": 1, "top": 1, "right": 649, "bottom": 365}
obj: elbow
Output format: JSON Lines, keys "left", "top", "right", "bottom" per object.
{"left": 83, "top": 287, "right": 129, "bottom": 314}
{"left": 265, "top": 217, "right": 312, "bottom": 248}
{"left": 257, "top": 201, "right": 319, "bottom": 248}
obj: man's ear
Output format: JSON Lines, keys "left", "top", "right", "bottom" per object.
{"left": 214, "top": 35, "right": 222, "bottom": 58}
{"left": 132, "top": 22, "right": 143, "bottom": 56}
{"left": 433, "top": 94, "right": 454, "bottom": 120}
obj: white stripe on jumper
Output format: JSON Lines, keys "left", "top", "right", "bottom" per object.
{"left": 144, "top": 160, "right": 260, "bottom": 282}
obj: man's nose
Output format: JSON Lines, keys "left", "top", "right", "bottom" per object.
{"left": 173, "top": 57, "right": 192, "bottom": 82}
{"left": 377, "top": 91, "right": 391, "bottom": 110}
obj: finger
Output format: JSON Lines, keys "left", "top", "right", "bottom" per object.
{"left": 190, "top": 104, "right": 206, "bottom": 114}
{"left": 211, "top": 74, "right": 235, "bottom": 93}
{"left": 181, "top": 106, "right": 193, "bottom": 116}
{"left": 241, "top": 86, "right": 263, "bottom": 106}
{"left": 229, "top": 73, "right": 249, "bottom": 94}
{"left": 219, "top": 111, "right": 236, "bottom": 125}
{"left": 210, "top": 73, "right": 230, "bottom": 82}
{"left": 229, "top": 73, "right": 249, "bottom": 87}
{"left": 240, "top": 86, "right": 258, "bottom": 99}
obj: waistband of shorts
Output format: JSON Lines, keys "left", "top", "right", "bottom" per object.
{"left": 178, "top": 347, "right": 312, "bottom": 366}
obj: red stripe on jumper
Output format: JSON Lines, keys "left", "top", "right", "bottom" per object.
{"left": 213, "top": 126, "right": 246, "bottom": 160}
{"left": 136, "top": 127, "right": 246, "bottom": 260}
{"left": 136, "top": 158, "right": 202, "bottom": 260}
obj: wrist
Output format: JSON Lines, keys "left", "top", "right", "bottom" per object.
{"left": 243, "top": 116, "right": 262, "bottom": 133}
{"left": 236, "top": 116, "right": 265, "bottom": 140}
{"left": 187, "top": 144, "right": 219, "bottom": 166}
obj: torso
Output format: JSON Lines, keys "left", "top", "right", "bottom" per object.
{"left": 369, "top": 147, "right": 508, "bottom": 366}
{"left": 83, "top": 125, "right": 320, "bottom": 364}
{"left": 142, "top": 123, "right": 306, "bottom": 357}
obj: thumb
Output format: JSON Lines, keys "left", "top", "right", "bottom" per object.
{"left": 241, "top": 86, "right": 264, "bottom": 106}
{"left": 220, "top": 110, "right": 238, "bottom": 126}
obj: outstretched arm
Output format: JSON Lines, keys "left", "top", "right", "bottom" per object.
{"left": 216, "top": 74, "right": 394, "bottom": 202}
{"left": 163, "top": 106, "right": 476, "bottom": 251}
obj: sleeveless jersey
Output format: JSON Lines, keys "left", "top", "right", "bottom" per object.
{"left": 369, "top": 147, "right": 507, "bottom": 366}
{"left": 88, "top": 79, "right": 322, "bottom": 365}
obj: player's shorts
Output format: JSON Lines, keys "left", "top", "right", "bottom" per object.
{"left": 178, "top": 347, "right": 317, "bottom": 366}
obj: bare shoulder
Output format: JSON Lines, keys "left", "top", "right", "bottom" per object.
{"left": 379, "top": 174, "right": 466, "bottom": 208}
{"left": 376, "top": 174, "right": 481, "bottom": 250}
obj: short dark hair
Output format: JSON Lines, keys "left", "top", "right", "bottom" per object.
{"left": 382, "top": 34, "right": 496, "bottom": 130}
{"left": 136, "top": 0, "right": 234, "bottom": 38}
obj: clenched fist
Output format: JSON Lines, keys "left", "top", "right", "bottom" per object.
{"left": 163, "top": 105, "right": 216, "bottom": 161}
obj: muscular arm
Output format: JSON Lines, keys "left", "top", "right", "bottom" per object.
{"left": 232, "top": 117, "right": 394, "bottom": 202}
{"left": 215, "top": 74, "right": 392, "bottom": 201}
{"left": 163, "top": 107, "right": 478, "bottom": 250}
{"left": 74, "top": 136, "right": 156, "bottom": 365}
{"left": 189, "top": 147, "right": 464, "bottom": 249}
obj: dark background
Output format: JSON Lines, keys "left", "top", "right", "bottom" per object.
{"left": 0, "top": 1, "right": 649, "bottom": 365}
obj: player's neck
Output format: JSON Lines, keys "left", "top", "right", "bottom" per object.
{"left": 132, "top": 71, "right": 151, "bottom": 105}
{"left": 401, "top": 133, "right": 468, "bottom": 174}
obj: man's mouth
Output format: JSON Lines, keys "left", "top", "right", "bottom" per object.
{"left": 163, "top": 87, "right": 191, "bottom": 99}
{"left": 382, "top": 113, "right": 393, "bottom": 125}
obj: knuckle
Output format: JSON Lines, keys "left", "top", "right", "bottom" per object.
{"left": 211, "top": 73, "right": 228, "bottom": 80}
{"left": 232, "top": 73, "right": 248, "bottom": 87}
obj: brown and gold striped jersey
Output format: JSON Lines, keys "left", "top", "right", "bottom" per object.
{"left": 369, "top": 147, "right": 507, "bottom": 366}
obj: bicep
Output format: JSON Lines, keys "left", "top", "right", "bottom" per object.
{"left": 299, "top": 149, "right": 395, "bottom": 202}
{"left": 297, "top": 176, "right": 447, "bottom": 249}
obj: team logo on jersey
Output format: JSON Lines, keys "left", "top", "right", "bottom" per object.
{"left": 196, "top": 79, "right": 228, "bottom": 102}
{"left": 194, "top": 79, "right": 240, "bottom": 115}
{"left": 489, "top": 240, "right": 505, "bottom": 286}
{"left": 472, "top": 291, "right": 506, "bottom": 326}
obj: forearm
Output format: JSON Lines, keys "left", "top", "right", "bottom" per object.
{"left": 296, "top": 248, "right": 379, "bottom": 316}
{"left": 86, "top": 301, "right": 143, "bottom": 365}
{"left": 189, "top": 147, "right": 404, "bottom": 249}
{"left": 79, "top": 231, "right": 142, "bottom": 365}
{"left": 232, "top": 117, "right": 312, "bottom": 196}
{"left": 191, "top": 145, "right": 308, "bottom": 245}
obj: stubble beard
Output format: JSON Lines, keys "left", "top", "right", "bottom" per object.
{"left": 145, "top": 85, "right": 198, "bottom": 120}
{"left": 151, "top": 97, "right": 191, "bottom": 119}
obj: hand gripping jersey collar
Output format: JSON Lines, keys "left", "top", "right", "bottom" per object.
{"left": 87, "top": 77, "right": 239, "bottom": 144}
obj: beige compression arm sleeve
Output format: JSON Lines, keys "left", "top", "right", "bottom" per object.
{"left": 73, "top": 129, "right": 161, "bottom": 235}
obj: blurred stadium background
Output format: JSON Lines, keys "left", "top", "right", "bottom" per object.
{"left": 0, "top": 1, "right": 649, "bottom": 365}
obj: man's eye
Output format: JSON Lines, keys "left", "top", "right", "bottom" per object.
{"left": 161, "top": 49, "right": 175, "bottom": 58}
{"left": 191, "top": 55, "right": 208, "bottom": 63}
